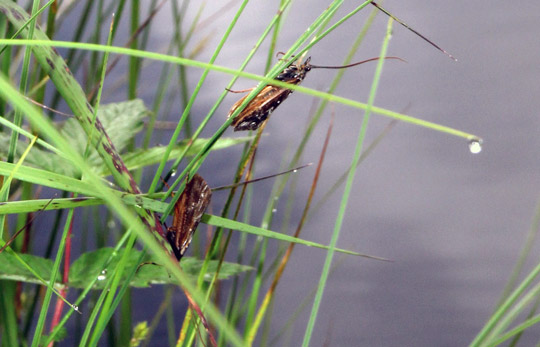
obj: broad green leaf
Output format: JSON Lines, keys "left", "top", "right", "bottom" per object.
{"left": 0, "top": 100, "right": 147, "bottom": 177}
{"left": 0, "top": 251, "right": 53, "bottom": 284}
{"left": 0, "top": 248, "right": 252, "bottom": 289}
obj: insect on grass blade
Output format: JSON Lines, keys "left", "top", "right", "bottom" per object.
{"left": 166, "top": 174, "right": 212, "bottom": 261}
{"left": 228, "top": 56, "right": 403, "bottom": 132}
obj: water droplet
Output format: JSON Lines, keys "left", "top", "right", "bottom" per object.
{"left": 293, "top": 169, "right": 298, "bottom": 173}
{"left": 107, "top": 220, "right": 116, "bottom": 229}
{"left": 72, "top": 305, "right": 79, "bottom": 311}
{"left": 468, "top": 138, "right": 482, "bottom": 154}
{"left": 272, "top": 208, "right": 277, "bottom": 213}
{"left": 97, "top": 269, "right": 107, "bottom": 281}
{"left": 171, "top": 170, "right": 176, "bottom": 177}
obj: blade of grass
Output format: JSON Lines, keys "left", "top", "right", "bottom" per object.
{"left": 74, "top": 16, "right": 120, "bottom": 347}
{"left": 0, "top": 4, "right": 42, "bottom": 301}
{"left": 484, "top": 280, "right": 540, "bottom": 345}
{"left": 159, "top": 0, "right": 364, "bottom": 219}
{"left": 155, "top": 0, "right": 293, "bottom": 200}
{"left": 0, "top": 74, "right": 245, "bottom": 347}
{"left": 0, "top": 281, "right": 19, "bottom": 346}
{"left": 202, "top": 214, "right": 384, "bottom": 259}
{"left": 311, "top": 120, "right": 397, "bottom": 215}
{"left": 489, "top": 311, "right": 540, "bottom": 346}
{"left": 0, "top": 111, "right": 68, "bottom": 156}
{"left": 0, "top": 135, "right": 37, "bottom": 198}
{"left": 0, "top": 0, "right": 55, "bottom": 56}
{"left": 302, "top": 17, "right": 394, "bottom": 346}
{"left": 0, "top": 2, "right": 167, "bottom": 245}
{"left": 35, "top": 198, "right": 76, "bottom": 347}
{"left": 470, "top": 264, "right": 540, "bottom": 345}
{"left": 288, "top": 4, "right": 379, "bottom": 176}
{"left": 42, "top": 232, "right": 132, "bottom": 345}
{"left": 246, "top": 114, "right": 335, "bottom": 344}
{"left": 87, "top": 233, "right": 140, "bottom": 347}
{"left": 146, "top": 0, "right": 251, "bottom": 196}
{"left": 494, "top": 197, "right": 540, "bottom": 309}
{"left": 0, "top": 38, "right": 481, "bottom": 143}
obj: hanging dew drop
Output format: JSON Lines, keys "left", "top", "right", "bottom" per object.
{"left": 468, "top": 138, "right": 482, "bottom": 154}
{"left": 272, "top": 208, "right": 277, "bottom": 213}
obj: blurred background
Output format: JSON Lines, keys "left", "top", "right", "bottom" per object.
{"left": 52, "top": 0, "right": 540, "bottom": 345}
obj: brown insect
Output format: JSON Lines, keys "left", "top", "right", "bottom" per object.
{"left": 227, "top": 56, "right": 403, "bottom": 132}
{"left": 228, "top": 2, "right": 457, "bottom": 132}
{"left": 163, "top": 165, "right": 311, "bottom": 260}
{"left": 166, "top": 174, "right": 212, "bottom": 260}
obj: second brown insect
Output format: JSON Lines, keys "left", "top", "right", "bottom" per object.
{"left": 166, "top": 174, "right": 212, "bottom": 261}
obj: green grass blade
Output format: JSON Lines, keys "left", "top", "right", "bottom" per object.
{"left": 202, "top": 214, "right": 382, "bottom": 259}
{"left": 302, "top": 18, "right": 394, "bottom": 347}
{"left": 0, "top": 71, "right": 245, "bottom": 347}
{"left": 147, "top": 0, "right": 250, "bottom": 195}
{"left": 0, "top": 38, "right": 480, "bottom": 143}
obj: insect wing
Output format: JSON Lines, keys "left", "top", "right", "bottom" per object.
{"left": 231, "top": 86, "right": 293, "bottom": 131}
{"left": 228, "top": 58, "right": 311, "bottom": 131}
{"left": 167, "top": 174, "right": 212, "bottom": 260}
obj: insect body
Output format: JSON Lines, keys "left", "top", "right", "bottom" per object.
{"left": 166, "top": 174, "right": 212, "bottom": 260}
{"left": 228, "top": 56, "right": 403, "bottom": 132}
{"left": 229, "top": 57, "right": 313, "bottom": 131}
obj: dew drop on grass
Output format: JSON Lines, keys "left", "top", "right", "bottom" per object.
{"left": 272, "top": 208, "right": 277, "bottom": 213}
{"left": 97, "top": 270, "right": 107, "bottom": 281}
{"left": 468, "top": 138, "right": 482, "bottom": 154}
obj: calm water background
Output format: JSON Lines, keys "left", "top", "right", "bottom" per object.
{"left": 53, "top": 0, "right": 540, "bottom": 345}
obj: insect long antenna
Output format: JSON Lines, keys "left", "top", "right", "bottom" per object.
{"left": 310, "top": 56, "right": 406, "bottom": 69}
{"left": 370, "top": 2, "right": 457, "bottom": 61}
{"left": 24, "top": 96, "right": 73, "bottom": 117}
{"left": 0, "top": 198, "right": 55, "bottom": 254}
{"left": 212, "top": 163, "right": 313, "bottom": 191}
